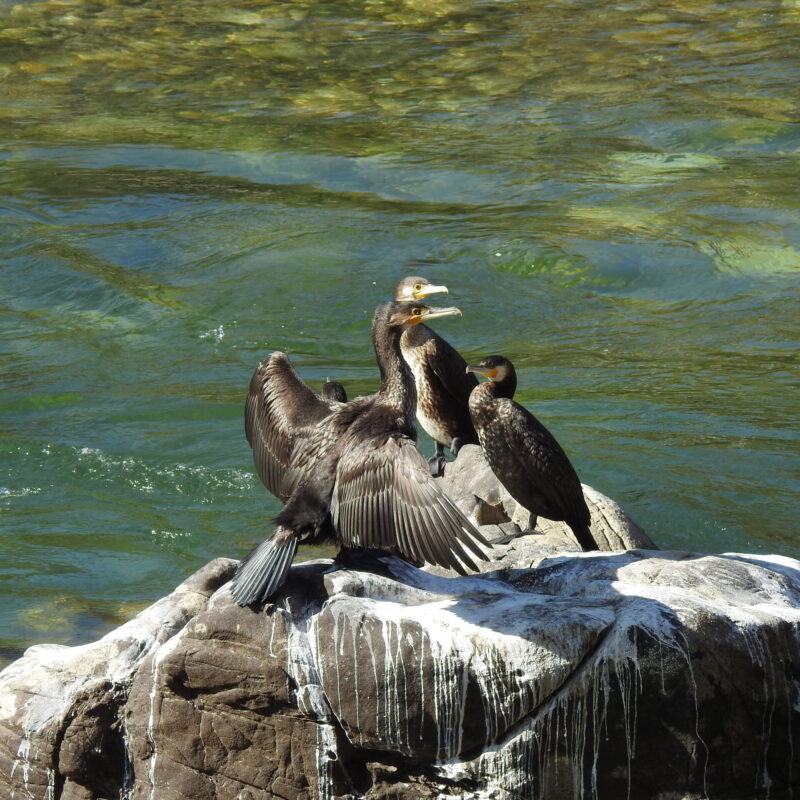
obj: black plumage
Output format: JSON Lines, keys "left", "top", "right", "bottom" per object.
{"left": 232, "top": 300, "right": 490, "bottom": 606}
{"left": 466, "top": 355, "right": 598, "bottom": 552}
{"left": 395, "top": 276, "right": 478, "bottom": 476}
{"left": 320, "top": 378, "right": 347, "bottom": 403}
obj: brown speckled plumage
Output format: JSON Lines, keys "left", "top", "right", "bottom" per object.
{"left": 233, "top": 301, "right": 489, "bottom": 605}
{"left": 395, "top": 277, "right": 478, "bottom": 472}
{"left": 467, "top": 355, "right": 597, "bottom": 552}
{"left": 400, "top": 322, "right": 477, "bottom": 449}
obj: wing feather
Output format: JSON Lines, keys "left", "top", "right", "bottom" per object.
{"left": 334, "top": 435, "right": 488, "bottom": 572}
{"left": 391, "top": 484, "right": 415, "bottom": 563}
{"left": 415, "top": 479, "right": 457, "bottom": 566}
{"left": 422, "top": 486, "right": 479, "bottom": 573}
{"left": 245, "top": 351, "right": 335, "bottom": 500}
{"left": 492, "top": 398, "right": 589, "bottom": 525}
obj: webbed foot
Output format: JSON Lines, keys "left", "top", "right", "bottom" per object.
{"left": 427, "top": 442, "right": 447, "bottom": 477}
{"left": 427, "top": 454, "right": 448, "bottom": 477}
{"left": 451, "top": 436, "right": 466, "bottom": 457}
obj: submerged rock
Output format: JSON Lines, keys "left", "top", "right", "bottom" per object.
{"left": 1, "top": 450, "right": 798, "bottom": 799}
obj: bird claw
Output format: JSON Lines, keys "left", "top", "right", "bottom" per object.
{"left": 427, "top": 454, "right": 448, "bottom": 477}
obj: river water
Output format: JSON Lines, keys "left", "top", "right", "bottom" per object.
{"left": 1, "top": 0, "right": 799, "bottom": 665}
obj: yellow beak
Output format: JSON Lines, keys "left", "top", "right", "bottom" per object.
{"left": 466, "top": 365, "right": 498, "bottom": 379}
{"left": 414, "top": 284, "right": 448, "bottom": 300}
{"left": 410, "top": 306, "right": 461, "bottom": 325}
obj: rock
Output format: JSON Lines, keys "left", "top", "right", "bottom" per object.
{"left": 3, "top": 549, "right": 800, "bottom": 799}
{"left": 122, "top": 560, "right": 357, "bottom": 800}
{"left": 2, "top": 453, "right": 799, "bottom": 800}
{"left": 440, "top": 444, "right": 656, "bottom": 551}
{"left": 0, "top": 558, "right": 237, "bottom": 800}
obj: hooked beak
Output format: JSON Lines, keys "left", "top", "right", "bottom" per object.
{"left": 414, "top": 284, "right": 448, "bottom": 300}
{"left": 466, "top": 364, "right": 498, "bottom": 379}
{"left": 410, "top": 306, "right": 461, "bottom": 325}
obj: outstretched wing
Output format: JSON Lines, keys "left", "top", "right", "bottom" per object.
{"left": 245, "top": 351, "right": 335, "bottom": 500}
{"left": 331, "top": 434, "right": 489, "bottom": 574}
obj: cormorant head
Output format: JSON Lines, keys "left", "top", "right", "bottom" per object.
{"left": 321, "top": 378, "right": 347, "bottom": 403}
{"left": 373, "top": 300, "right": 462, "bottom": 331}
{"left": 394, "top": 276, "right": 449, "bottom": 302}
{"left": 466, "top": 355, "right": 515, "bottom": 383}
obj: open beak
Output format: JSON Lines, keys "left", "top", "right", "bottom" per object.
{"left": 411, "top": 306, "right": 461, "bottom": 324}
{"left": 466, "top": 364, "right": 497, "bottom": 379}
{"left": 415, "top": 284, "right": 448, "bottom": 299}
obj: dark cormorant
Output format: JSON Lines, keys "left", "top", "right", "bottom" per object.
{"left": 232, "top": 301, "right": 490, "bottom": 605}
{"left": 320, "top": 377, "right": 347, "bottom": 403}
{"left": 465, "top": 355, "right": 598, "bottom": 552}
{"left": 395, "top": 276, "right": 478, "bottom": 476}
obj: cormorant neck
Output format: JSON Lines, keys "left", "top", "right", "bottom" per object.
{"left": 495, "top": 371, "right": 517, "bottom": 400}
{"left": 373, "top": 319, "right": 416, "bottom": 416}
{"left": 400, "top": 321, "right": 430, "bottom": 348}
{"left": 492, "top": 372, "right": 517, "bottom": 400}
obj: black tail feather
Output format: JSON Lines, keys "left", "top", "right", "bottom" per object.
{"left": 570, "top": 523, "right": 599, "bottom": 552}
{"left": 231, "top": 530, "right": 298, "bottom": 606}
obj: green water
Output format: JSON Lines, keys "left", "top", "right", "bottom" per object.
{"left": 1, "top": 0, "right": 799, "bottom": 666}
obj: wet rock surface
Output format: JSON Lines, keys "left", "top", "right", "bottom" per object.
{"left": 2, "top": 450, "right": 799, "bottom": 799}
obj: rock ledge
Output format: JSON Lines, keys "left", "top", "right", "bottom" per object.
{"left": 2, "top": 448, "right": 799, "bottom": 799}
{"left": 2, "top": 548, "right": 800, "bottom": 799}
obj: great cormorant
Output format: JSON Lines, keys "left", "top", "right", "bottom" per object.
{"left": 395, "top": 277, "right": 478, "bottom": 476}
{"left": 320, "top": 378, "right": 347, "bottom": 403}
{"left": 466, "top": 355, "right": 598, "bottom": 552}
{"left": 232, "top": 301, "right": 489, "bottom": 605}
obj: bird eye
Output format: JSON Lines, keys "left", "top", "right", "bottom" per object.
{"left": 414, "top": 283, "right": 423, "bottom": 291}
{"left": 411, "top": 307, "right": 422, "bottom": 316}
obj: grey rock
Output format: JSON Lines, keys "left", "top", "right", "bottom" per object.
{"left": 2, "top": 458, "right": 799, "bottom": 800}
{"left": 440, "top": 444, "right": 656, "bottom": 551}
{"left": 0, "top": 558, "right": 237, "bottom": 800}
{"left": 4, "top": 551, "right": 800, "bottom": 799}
{"left": 122, "top": 560, "right": 355, "bottom": 800}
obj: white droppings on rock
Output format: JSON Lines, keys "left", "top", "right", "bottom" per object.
{"left": 0, "top": 559, "right": 236, "bottom": 800}
{"left": 424, "top": 551, "right": 800, "bottom": 800}
{"left": 10, "top": 734, "right": 31, "bottom": 788}
{"left": 314, "top": 720, "right": 340, "bottom": 800}
{"left": 3, "top": 545, "right": 800, "bottom": 800}
{"left": 313, "top": 567, "right": 613, "bottom": 763}
{"left": 44, "top": 768, "right": 55, "bottom": 800}
{"left": 120, "top": 719, "right": 134, "bottom": 800}
{"left": 145, "top": 626, "right": 188, "bottom": 800}
{"left": 275, "top": 592, "right": 346, "bottom": 800}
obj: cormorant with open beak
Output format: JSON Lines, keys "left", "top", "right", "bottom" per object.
{"left": 466, "top": 355, "right": 598, "bottom": 552}
{"left": 232, "top": 301, "right": 490, "bottom": 605}
{"left": 395, "top": 277, "right": 478, "bottom": 476}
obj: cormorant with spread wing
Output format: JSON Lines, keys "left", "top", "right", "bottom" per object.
{"left": 395, "top": 277, "right": 478, "bottom": 476}
{"left": 232, "top": 301, "right": 490, "bottom": 605}
{"left": 466, "top": 355, "right": 598, "bottom": 552}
